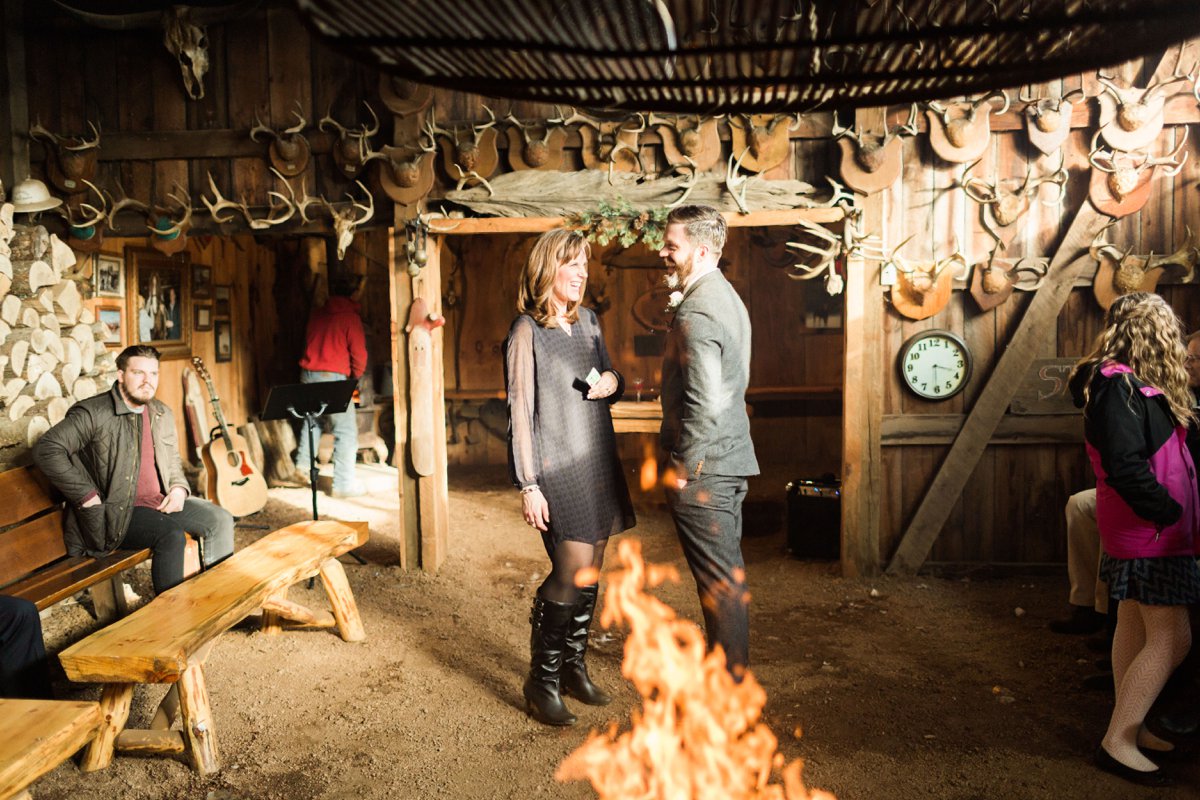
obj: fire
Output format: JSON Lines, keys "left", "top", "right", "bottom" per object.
{"left": 639, "top": 441, "right": 658, "bottom": 492}
{"left": 557, "top": 539, "right": 835, "bottom": 800}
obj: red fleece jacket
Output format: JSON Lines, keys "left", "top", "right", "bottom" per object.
{"left": 300, "top": 296, "right": 367, "bottom": 378}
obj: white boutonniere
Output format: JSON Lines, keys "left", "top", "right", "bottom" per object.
{"left": 666, "top": 291, "right": 684, "bottom": 313}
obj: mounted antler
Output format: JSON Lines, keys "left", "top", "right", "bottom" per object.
{"left": 320, "top": 102, "right": 381, "bottom": 178}
{"left": 833, "top": 104, "right": 918, "bottom": 173}
{"left": 504, "top": 108, "right": 567, "bottom": 168}
{"left": 54, "top": 179, "right": 109, "bottom": 230}
{"left": 927, "top": 91, "right": 1009, "bottom": 149}
{"left": 1089, "top": 129, "right": 1189, "bottom": 201}
{"left": 1098, "top": 71, "right": 1190, "bottom": 133}
{"left": 107, "top": 191, "right": 151, "bottom": 234}
{"left": 563, "top": 109, "right": 647, "bottom": 181}
{"left": 962, "top": 152, "right": 1068, "bottom": 228}
{"left": 298, "top": 181, "right": 374, "bottom": 261}
{"left": 888, "top": 235, "right": 967, "bottom": 300}
{"left": 366, "top": 117, "right": 440, "bottom": 191}
{"left": 150, "top": 185, "right": 194, "bottom": 237}
{"left": 30, "top": 119, "right": 102, "bottom": 193}
{"left": 725, "top": 148, "right": 753, "bottom": 214}
{"left": 1020, "top": 88, "right": 1085, "bottom": 134}
{"left": 250, "top": 102, "right": 310, "bottom": 175}
{"left": 203, "top": 169, "right": 297, "bottom": 230}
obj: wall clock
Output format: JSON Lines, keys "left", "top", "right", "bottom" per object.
{"left": 898, "top": 329, "right": 973, "bottom": 400}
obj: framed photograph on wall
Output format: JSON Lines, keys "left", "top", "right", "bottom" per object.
{"left": 97, "top": 305, "right": 123, "bottom": 347}
{"left": 213, "top": 284, "right": 231, "bottom": 317}
{"left": 126, "top": 247, "right": 190, "bottom": 359}
{"left": 192, "top": 264, "right": 213, "bottom": 299}
{"left": 95, "top": 254, "right": 124, "bottom": 298}
{"left": 214, "top": 318, "right": 233, "bottom": 363}
{"left": 194, "top": 304, "right": 213, "bottom": 332}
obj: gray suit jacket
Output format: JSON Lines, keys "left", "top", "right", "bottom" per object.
{"left": 660, "top": 270, "right": 759, "bottom": 479}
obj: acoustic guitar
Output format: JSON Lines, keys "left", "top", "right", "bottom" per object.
{"left": 192, "top": 356, "right": 268, "bottom": 517}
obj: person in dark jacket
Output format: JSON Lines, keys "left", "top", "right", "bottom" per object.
{"left": 294, "top": 273, "right": 368, "bottom": 498}
{"left": 1070, "top": 293, "right": 1200, "bottom": 786}
{"left": 32, "top": 345, "right": 235, "bottom": 594}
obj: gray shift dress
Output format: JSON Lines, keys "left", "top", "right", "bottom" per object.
{"left": 504, "top": 308, "right": 636, "bottom": 544}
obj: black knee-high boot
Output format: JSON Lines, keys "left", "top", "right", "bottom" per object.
{"left": 561, "top": 584, "right": 612, "bottom": 706}
{"left": 524, "top": 595, "right": 577, "bottom": 726}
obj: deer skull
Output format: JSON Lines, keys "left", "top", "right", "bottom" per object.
{"left": 162, "top": 6, "right": 209, "bottom": 100}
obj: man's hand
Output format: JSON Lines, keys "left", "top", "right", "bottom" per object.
{"left": 157, "top": 486, "right": 187, "bottom": 514}
{"left": 521, "top": 489, "right": 550, "bottom": 532}
{"left": 80, "top": 495, "right": 101, "bottom": 508}
{"left": 586, "top": 371, "right": 619, "bottom": 400}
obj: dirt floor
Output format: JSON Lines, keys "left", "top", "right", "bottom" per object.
{"left": 29, "top": 463, "right": 1200, "bottom": 800}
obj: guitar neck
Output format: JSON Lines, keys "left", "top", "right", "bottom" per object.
{"left": 203, "top": 376, "right": 235, "bottom": 447}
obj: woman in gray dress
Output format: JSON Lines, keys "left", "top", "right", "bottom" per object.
{"left": 505, "top": 228, "right": 636, "bottom": 726}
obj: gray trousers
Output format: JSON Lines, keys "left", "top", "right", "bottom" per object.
{"left": 666, "top": 474, "right": 750, "bottom": 675}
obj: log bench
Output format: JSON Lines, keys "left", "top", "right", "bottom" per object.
{"left": 0, "top": 465, "right": 199, "bottom": 620}
{"left": 0, "top": 698, "right": 103, "bottom": 800}
{"left": 57, "top": 519, "right": 369, "bottom": 776}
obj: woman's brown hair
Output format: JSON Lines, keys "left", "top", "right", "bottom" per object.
{"left": 517, "top": 229, "right": 590, "bottom": 328}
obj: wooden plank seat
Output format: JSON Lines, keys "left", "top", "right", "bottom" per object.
{"left": 0, "top": 465, "right": 198, "bottom": 620}
{"left": 0, "top": 698, "right": 103, "bottom": 800}
{"left": 57, "top": 519, "right": 369, "bottom": 777}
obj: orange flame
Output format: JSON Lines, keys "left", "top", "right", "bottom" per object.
{"left": 556, "top": 538, "right": 835, "bottom": 800}
{"left": 639, "top": 442, "right": 658, "bottom": 493}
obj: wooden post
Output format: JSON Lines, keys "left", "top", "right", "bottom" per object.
{"left": 151, "top": 685, "right": 180, "bottom": 731}
{"left": 176, "top": 663, "right": 219, "bottom": 776}
{"left": 0, "top": 1, "right": 28, "bottom": 191}
{"left": 840, "top": 106, "right": 886, "bottom": 578}
{"left": 80, "top": 683, "right": 133, "bottom": 772}
{"left": 260, "top": 586, "right": 287, "bottom": 635}
{"left": 412, "top": 237, "right": 449, "bottom": 571}
{"left": 318, "top": 557, "right": 366, "bottom": 642}
{"left": 887, "top": 202, "right": 1110, "bottom": 574}
{"left": 390, "top": 226, "right": 420, "bottom": 568}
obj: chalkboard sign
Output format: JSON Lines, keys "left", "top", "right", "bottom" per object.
{"left": 1010, "top": 358, "right": 1081, "bottom": 415}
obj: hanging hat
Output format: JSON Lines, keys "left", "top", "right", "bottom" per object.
{"left": 11, "top": 178, "right": 62, "bottom": 214}
{"left": 379, "top": 75, "right": 433, "bottom": 115}
{"left": 836, "top": 135, "right": 904, "bottom": 195}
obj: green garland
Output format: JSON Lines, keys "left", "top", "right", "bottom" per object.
{"left": 565, "top": 199, "right": 669, "bottom": 252}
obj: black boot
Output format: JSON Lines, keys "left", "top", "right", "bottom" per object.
{"left": 523, "top": 595, "right": 577, "bottom": 726}
{"left": 562, "top": 584, "right": 612, "bottom": 706}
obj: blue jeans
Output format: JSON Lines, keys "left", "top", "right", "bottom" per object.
{"left": 293, "top": 369, "right": 359, "bottom": 493}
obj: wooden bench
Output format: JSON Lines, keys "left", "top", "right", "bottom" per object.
{"left": 0, "top": 698, "right": 103, "bottom": 800}
{"left": 0, "top": 465, "right": 148, "bottom": 620}
{"left": 58, "top": 519, "right": 369, "bottom": 776}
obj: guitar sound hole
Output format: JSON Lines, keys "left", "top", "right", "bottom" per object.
{"left": 225, "top": 451, "right": 241, "bottom": 468}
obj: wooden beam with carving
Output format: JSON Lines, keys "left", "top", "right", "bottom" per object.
{"left": 886, "top": 201, "right": 1109, "bottom": 575}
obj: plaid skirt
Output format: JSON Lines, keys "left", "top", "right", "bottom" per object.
{"left": 1100, "top": 554, "right": 1200, "bottom": 606}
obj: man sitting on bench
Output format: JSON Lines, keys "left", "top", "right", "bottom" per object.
{"left": 33, "top": 345, "right": 235, "bottom": 595}
{"left": 0, "top": 595, "right": 51, "bottom": 698}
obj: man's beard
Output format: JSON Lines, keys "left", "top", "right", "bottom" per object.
{"left": 120, "top": 382, "right": 152, "bottom": 407}
{"left": 662, "top": 251, "right": 694, "bottom": 290}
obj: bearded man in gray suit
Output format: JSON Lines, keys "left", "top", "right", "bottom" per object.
{"left": 657, "top": 204, "right": 759, "bottom": 678}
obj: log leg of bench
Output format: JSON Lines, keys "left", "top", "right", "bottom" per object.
{"left": 81, "top": 683, "right": 133, "bottom": 772}
{"left": 151, "top": 684, "right": 180, "bottom": 730}
{"left": 90, "top": 578, "right": 126, "bottom": 624}
{"left": 176, "top": 663, "right": 219, "bottom": 776}
{"left": 261, "top": 587, "right": 288, "bottom": 636}
{"left": 318, "top": 558, "right": 365, "bottom": 642}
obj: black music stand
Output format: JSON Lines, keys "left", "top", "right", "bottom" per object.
{"left": 262, "top": 379, "right": 366, "bottom": 566}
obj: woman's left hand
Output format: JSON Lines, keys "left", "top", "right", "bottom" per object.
{"left": 587, "top": 370, "right": 619, "bottom": 400}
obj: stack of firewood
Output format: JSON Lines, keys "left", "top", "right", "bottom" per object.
{"left": 0, "top": 215, "right": 116, "bottom": 461}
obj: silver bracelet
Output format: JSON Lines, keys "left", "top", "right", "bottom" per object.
{"left": 520, "top": 484, "right": 540, "bottom": 494}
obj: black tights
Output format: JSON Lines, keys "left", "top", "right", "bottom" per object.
{"left": 538, "top": 535, "right": 607, "bottom": 605}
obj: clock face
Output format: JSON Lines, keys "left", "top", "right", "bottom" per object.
{"left": 899, "top": 331, "right": 972, "bottom": 400}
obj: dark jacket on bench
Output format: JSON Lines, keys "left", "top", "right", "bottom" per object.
{"left": 32, "top": 382, "right": 190, "bottom": 557}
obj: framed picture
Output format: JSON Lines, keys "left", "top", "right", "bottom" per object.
{"left": 97, "top": 304, "right": 123, "bottom": 347}
{"left": 126, "top": 247, "right": 191, "bottom": 359}
{"left": 213, "top": 284, "right": 231, "bottom": 317}
{"left": 95, "top": 254, "right": 124, "bottom": 298}
{"left": 194, "top": 304, "right": 213, "bottom": 332}
{"left": 214, "top": 318, "right": 233, "bottom": 363}
{"left": 192, "top": 264, "right": 213, "bottom": 299}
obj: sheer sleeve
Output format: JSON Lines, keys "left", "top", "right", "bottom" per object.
{"left": 505, "top": 316, "right": 540, "bottom": 489}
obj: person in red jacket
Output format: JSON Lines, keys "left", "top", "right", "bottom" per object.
{"left": 294, "top": 273, "right": 368, "bottom": 498}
